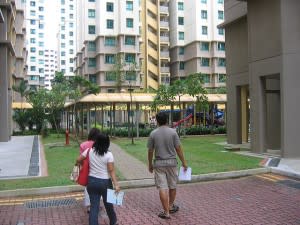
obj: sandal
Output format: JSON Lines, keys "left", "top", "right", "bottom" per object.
{"left": 158, "top": 211, "right": 171, "bottom": 219}
{"left": 169, "top": 204, "right": 179, "bottom": 214}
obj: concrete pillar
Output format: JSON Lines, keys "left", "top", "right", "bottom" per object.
{"left": 241, "top": 86, "right": 249, "bottom": 143}
{"left": 0, "top": 46, "right": 11, "bottom": 141}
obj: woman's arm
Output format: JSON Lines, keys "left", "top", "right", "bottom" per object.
{"left": 107, "top": 162, "right": 120, "bottom": 192}
{"left": 75, "top": 155, "right": 85, "bottom": 166}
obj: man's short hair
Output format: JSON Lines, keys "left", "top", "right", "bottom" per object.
{"left": 156, "top": 112, "right": 168, "bottom": 125}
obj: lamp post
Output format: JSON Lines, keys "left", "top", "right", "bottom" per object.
{"left": 128, "top": 81, "right": 134, "bottom": 145}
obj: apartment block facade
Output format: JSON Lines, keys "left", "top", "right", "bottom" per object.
{"left": 25, "top": 0, "right": 45, "bottom": 89}
{"left": 75, "top": 0, "right": 141, "bottom": 93}
{"left": 57, "top": 0, "right": 76, "bottom": 79}
{"left": 44, "top": 49, "right": 57, "bottom": 89}
{"left": 169, "top": 0, "right": 226, "bottom": 88}
{"left": 222, "top": 0, "right": 300, "bottom": 158}
{"left": 0, "top": 0, "right": 27, "bottom": 141}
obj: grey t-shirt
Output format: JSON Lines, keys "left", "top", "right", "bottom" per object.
{"left": 147, "top": 125, "right": 181, "bottom": 159}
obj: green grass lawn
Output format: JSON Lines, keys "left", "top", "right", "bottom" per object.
{"left": 0, "top": 134, "right": 124, "bottom": 191}
{"left": 0, "top": 134, "right": 261, "bottom": 191}
{"left": 113, "top": 135, "right": 262, "bottom": 174}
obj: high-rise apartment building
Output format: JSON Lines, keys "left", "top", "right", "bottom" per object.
{"left": 169, "top": 0, "right": 226, "bottom": 89}
{"left": 75, "top": 0, "right": 141, "bottom": 92}
{"left": 57, "top": 0, "right": 76, "bottom": 78}
{"left": 0, "top": 0, "right": 27, "bottom": 141}
{"left": 44, "top": 49, "right": 57, "bottom": 89}
{"left": 141, "top": 0, "right": 226, "bottom": 90}
{"left": 140, "top": 0, "right": 171, "bottom": 90}
{"left": 25, "top": 0, "right": 45, "bottom": 89}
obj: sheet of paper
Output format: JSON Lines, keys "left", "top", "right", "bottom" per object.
{"left": 178, "top": 166, "right": 192, "bottom": 181}
{"left": 107, "top": 189, "right": 124, "bottom": 206}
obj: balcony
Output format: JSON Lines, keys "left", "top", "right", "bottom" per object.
{"left": 160, "top": 6, "right": 168, "bottom": 15}
{"left": 160, "top": 66, "right": 170, "bottom": 73}
{"left": 160, "top": 36, "right": 169, "bottom": 43}
{"left": 160, "top": 21, "right": 169, "bottom": 29}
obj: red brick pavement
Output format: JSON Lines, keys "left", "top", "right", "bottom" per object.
{"left": 0, "top": 176, "right": 300, "bottom": 225}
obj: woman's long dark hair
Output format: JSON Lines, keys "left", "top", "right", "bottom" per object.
{"left": 92, "top": 133, "right": 110, "bottom": 156}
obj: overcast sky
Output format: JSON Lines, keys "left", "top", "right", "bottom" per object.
{"left": 44, "top": 0, "right": 58, "bottom": 49}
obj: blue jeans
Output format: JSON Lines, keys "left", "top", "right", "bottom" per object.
{"left": 87, "top": 176, "right": 117, "bottom": 225}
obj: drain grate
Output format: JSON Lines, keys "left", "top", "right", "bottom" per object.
{"left": 277, "top": 180, "right": 300, "bottom": 190}
{"left": 24, "top": 198, "right": 76, "bottom": 209}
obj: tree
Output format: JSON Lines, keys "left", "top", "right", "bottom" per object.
{"left": 185, "top": 73, "right": 208, "bottom": 126}
{"left": 26, "top": 88, "right": 48, "bottom": 134}
{"left": 12, "top": 80, "right": 30, "bottom": 131}
{"left": 66, "top": 75, "right": 100, "bottom": 143}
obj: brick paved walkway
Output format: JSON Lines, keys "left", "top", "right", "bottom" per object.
{"left": 1, "top": 176, "right": 299, "bottom": 225}
{"left": 110, "top": 143, "right": 153, "bottom": 180}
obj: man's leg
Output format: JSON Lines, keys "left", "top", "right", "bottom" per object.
{"left": 169, "top": 188, "right": 176, "bottom": 206}
{"left": 159, "top": 188, "right": 170, "bottom": 215}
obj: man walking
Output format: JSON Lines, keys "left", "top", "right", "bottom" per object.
{"left": 147, "top": 112, "right": 188, "bottom": 219}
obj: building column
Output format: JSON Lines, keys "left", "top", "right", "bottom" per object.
{"left": 0, "top": 45, "right": 11, "bottom": 141}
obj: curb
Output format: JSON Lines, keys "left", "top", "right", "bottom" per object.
{"left": 0, "top": 168, "right": 269, "bottom": 198}
{"left": 270, "top": 167, "right": 300, "bottom": 180}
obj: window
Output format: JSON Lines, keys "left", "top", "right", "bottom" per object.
{"left": 89, "top": 74, "right": 97, "bottom": 83}
{"left": 218, "top": 74, "right": 226, "bottom": 83}
{"left": 39, "top": 7, "right": 44, "bottom": 11}
{"left": 30, "top": 29, "right": 36, "bottom": 34}
{"left": 88, "top": 0, "right": 95, "bottom": 2}
{"left": 179, "top": 32, "right": 184, "bottom": 40}
{"left": 218, "top": 0, "right": 224, "bottom": 4}
{"left": 30, "top": 1, "right": 35, "bottom": 6}
{"left": 61, "top": 0, "right": 65, "bottom": 4}
{"left": 30, "top": 47, "right": 36, "bottom": 52}
{"left": 201, "top": 58, "right": 210, "bottom": 67}
{"left": 107, "top": 19, "right": 114, "bottom": 29}
{"left": 217, "top": 42, "right": 225, "bottom": 51}
{"left": 125, "top": 36, "right": 135, "bottom": 45}
{"left": 179, "top": 47, "right": 184, "bottom": 55}
{"left": 88, "top": 41, "right": 96, "bottom": 51}
{"left": 178, "top": 17, "right": 184, "bottom": 25}
{"left": 61, "top": 51, "right": 66, "bottom": 56}
{"left": 61, "top": 60, "right": 66, "bottom": 65}
{"left": 125, "top": 53, "right": 135, "bottom": 63}
{"left": 69, "top": 49, "right": 74, "bottom": 54}
{"left": 218, "top": 58, "right": 226, "bottom": 67}
{"left": 218, "top": 28, "right": 224, "bottom": 35}
{"left": 30, "top": 38, "right": 36, "bottom": 43}
{"left": 69, "top": 23, "right": 74, "bottom": 28}
{"left": 126, "top": 1, "right": 133, "bottom": 11}
{"left": 38, "top": 33, "right": 44, "bottom": 38}
{"left": 201, "top": 42, "right": 209, "bottom": 51}
{"left": 30, "top": 20, "right": 36, "bottom": 25}
{"left": 105, "top": 37, "right": 116, "bottom": 46}
{"left": 107, "top": 89, "right": 115, "bottom": 93}
{"left": 69, "top": 31, "right": 74, "bottom": 36}
{"left": 39, "top": 23, "right": 44, "bottom": 29}
{"left": 70, "top": 14, "right": 74, "bottom": 19}
{"left": 61, "top": 43, "right": 66, "bottom": 48}
{"left": 125, "top": 72, "right": 136, "bottom": 81}
{"left": 30, "top": 66, "right": 36, "bottom": 71}
{"left": 126, "top": 18, "right": 133, "bottom": 28}
{"left": 30, "top": 57, "right": 36, "bottom": 62}
{"left": 218, "top": 10, "right": 224, "bottom": 20}
{"left": 39, "top": 51, "right": 43, "bottom": 55}
{"left": 69, "top": 40, "right": 74, "bottom": 45}
{"left": 107, "top": 2, "right": 114, "bottom": 12}
{"left": 203, "top": 74, "right": 210, "bottom": 83}
{"left": 105, "top": 72, "right": 116, "bottom": 81}
{"left": 178, "top": 2, "right": 184, "bottom": 10}
{"left": 201, "top": 10, "right": 207, "bottom": 19}
{"left": 30, "top": 10, "right": 35, "bottom": 16}
{"left": 70, "top": 5, "right": 73, "bottom": 10}
{"left": 202, "top": 26, "right": 208, "bottom": 35}
{"left": 88, "top": 58, "right": 96, "bottom": 67}
{"left": 61, "top": 34, "right": 65, "bottom": 39}
{"left": 61, "top": 9, "right": 65, "bottom": 13}
{"left": 105, "top": 54, "right": 115, "bottom": 64}
{"left": 179, "top": 62, "right": 185, "bottom": 70}
{"left": 88, "top": 9, "right": 95, "bottom": 18}
{"left": 201, "top": 0, "right": 207, "bottom": 3}
{"left": 88, "top": 25, "right": 96, "bottom": 34}
{"left": 70, "top": 58, "right": 74, "bottom": 63}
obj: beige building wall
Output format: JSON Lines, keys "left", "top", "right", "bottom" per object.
{"left": 223, "top": 0, "right": 300, "bottom": 158}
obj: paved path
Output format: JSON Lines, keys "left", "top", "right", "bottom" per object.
{"left": 110, "top": 143, "right": 153, "bottom": 180}
{"left": 0, "top": 136, "right": 36, "bottom": 178}
{"left": 0, "top": 175, "right": 299, "bottom": 225}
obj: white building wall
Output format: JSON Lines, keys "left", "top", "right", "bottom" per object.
{"left": 25, "top": 0, "right": 46, "bottom": 88}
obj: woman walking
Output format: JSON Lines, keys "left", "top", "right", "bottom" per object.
{"left": 76, "top": 133, "right": 120, "bottom": 225}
